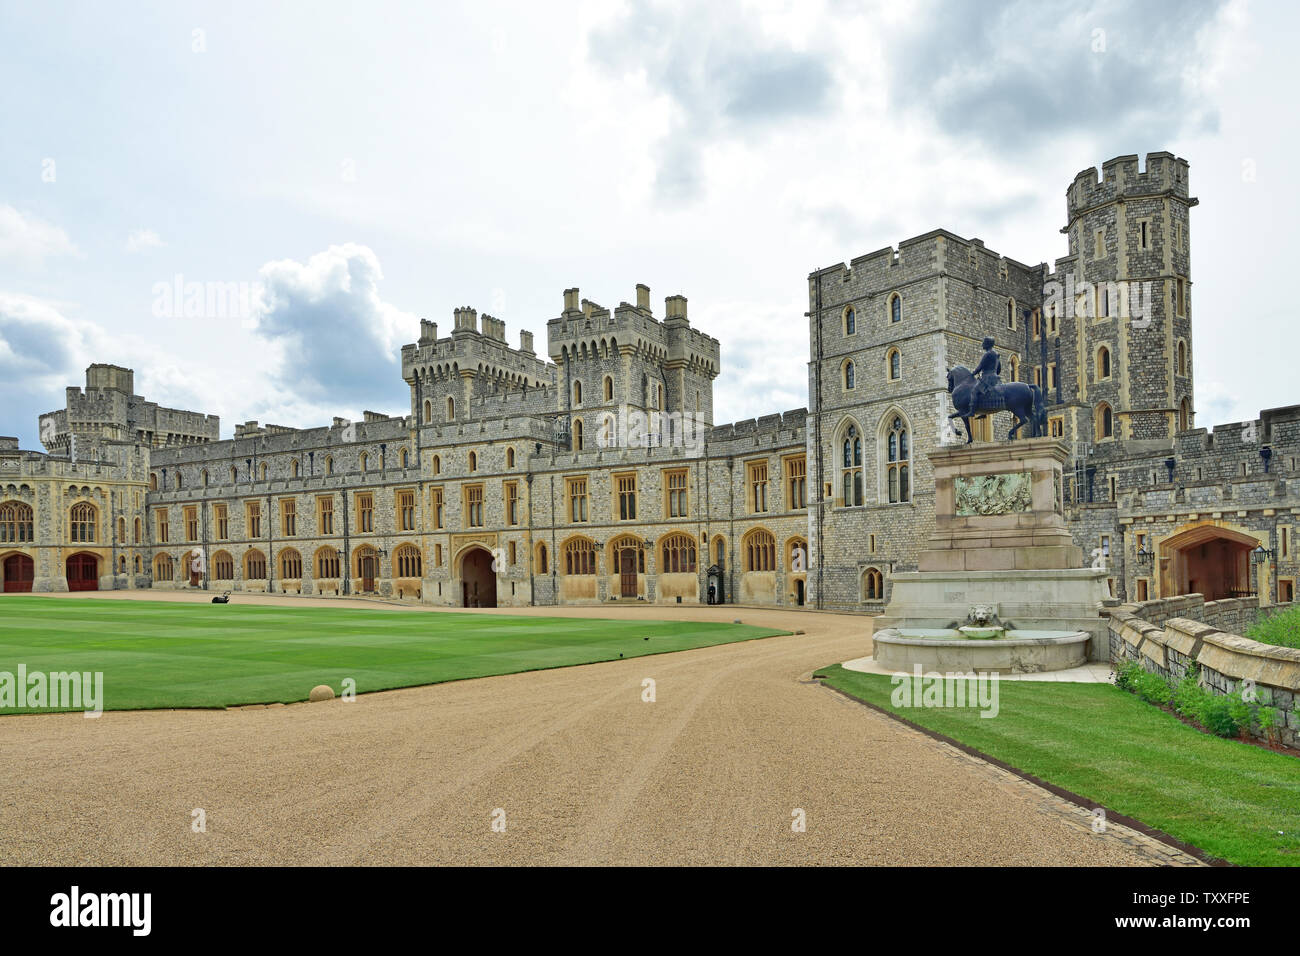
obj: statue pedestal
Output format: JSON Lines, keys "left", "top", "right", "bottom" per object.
{"left": 918, "top": 438, "right": 1082, "bottom": 572}
{"left": 875, "top": 438, "right": 1110, "bottom": 666}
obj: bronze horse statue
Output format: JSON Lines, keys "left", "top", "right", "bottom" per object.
{"left": 946, "top": 366, "right": 1047, "bottom": 443}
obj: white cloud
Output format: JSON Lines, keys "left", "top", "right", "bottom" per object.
{"left": 251, "top": 243, "right": 419, "bottom": 410}
{"left": 125, "top": 228, "right": 165, "bottom": 253}
{"left": 0, "top": 205, "right": 77, "bottom": 265}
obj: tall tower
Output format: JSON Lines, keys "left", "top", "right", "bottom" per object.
{"left": 1060, "top": 152, "right": 1196, "bottom": 443}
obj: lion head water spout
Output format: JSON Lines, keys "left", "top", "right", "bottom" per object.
{"left": 958, "top": 604, "right": 1004, "bottom": 640}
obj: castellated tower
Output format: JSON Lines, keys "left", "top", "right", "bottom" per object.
{"left": 546, "top": 284, "right": 720, "bottom": 449}
{"left": 1059, "top": 151, "right": 1196, "bottom": 444}
{"left": 401, "top": 307, "right": 556, "bottom": 427}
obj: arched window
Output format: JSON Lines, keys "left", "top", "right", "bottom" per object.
{"left": 536, "top": 542, "right": 549, "bottom": 574}
{"left": 291, "top": 459, "right": 300, "bottom": 478}
{"left": 394, "top": 544, "right": 422, "bottom": 577}
{"left": 573, "top": 419, "right": 584, "bottom": 451}
{"left": 116, "top": 516, "right": 126, "bottom": 541}
{"left": 841, "top": 423, "right": 863, "bottom": 507}
{"left": 562, "top": 537, "right": 597, "bottom": 575}
{"left": 447, "top": 396, "right": 456, "bottom": 420}
{"left": 1097, "top": 346, "right": 1111, "bottom": 380}
{"left": 70, "top": 502, "right": 97, "bottom": 542}
{"left": 890, "top": 294, "right": 901, "bottom": 323}
{"left": 258, "top": 462, "right": 267, "bottom": 481}
{"left": 573, "top": 380, "right": 582, "bottom": 405}
{"left": 888, "top": 349, "right": 901, "bottom": 381}
{"left": 603, "top": 376, "right": 613, "bottom": 402}
{"left": 244, "top": 549, "right": 267, "bottom": 580}
{"left": 862, "top": 567, "right": 884, "bottom": 601}
{"left": 325, "top": 456, "right": 334, "bottom": 476}
{"left": 1008, "top": 355, "right": 1019, "bottom": 382}
{"left": 661, "top": 533, "right": 697, "bottom": 573}
{"left": 154, "top": 553, "right": 174, "bottom": 582}
{"left": 230, "top": 466, "right": 237, "bottom": 483}
{"left": 743, "top": 529, "right": 776, "bottom": 572}
{"left": 844, "top": 306, "right": 856, "bottom": 335}
{"left": 712, "top": 535, "right": 726, "bottom": 569}
{"left": 432, "top": 455, "right": 441, "bottom": 475}
{"left": 359, "top": 452, "right": 368, "bottom": 473}
{"left": 1179, "top": 398, "right": 1191, "bottom": 432}
{"left": 885, "top": 415, "right": 910, "bottom": 503}
{"left": 176, "top": 472, "right": 183, "bottom": 489}
{"left": 212, "top": 551, "right": 234, "bottom": 580}
{"left": 1096, "top": 402, "right": 1114, "bottom": 440}
{"left": 280, "top": 549, "right": 303, "bottom": 579}
{"left": 400, "top": 447, "right": 409, "bottom": 468}
{"left": 202, "top": 469, "right": 209, "bottom": 487}
{"left": 149, "top": 473, "right": 158, "bottom": 491}
{"left": 843, "top": 360, "right": 855, "bottom": 390}
{"left": 134, "top": 555, "right": 141, "bottom": 574}
{"left": 424, "top": 399, "right": 433, "bottom": 423}
{"left": 506, "top": 447, "right": 515, "bottom": 468}
{"left": 468, "top": 451, "right": 477, "bottom": 472}
{"left": 1177, "top": 340, "right": 1187, "bottom": 377}
{"left": 133, "top": 517, "right": 141, "bottom": 543}
{"left": 1007, "top": 298, "right": 1017, "bottom": 330}
{"left": 788, "top": 537, "right": 807, "bottom": 573}
{"left": 316, "top": 547, "right": 341, "bottom": 579}
{"left": 0, "top": 502, "right": 33, "bottom": 542}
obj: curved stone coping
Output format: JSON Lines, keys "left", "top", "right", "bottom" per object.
{"left": 842, "top": 655, "right": 1115, "bottom": 683}
{"left": 874, "top": 627, "right": 1090, "bottom": 649}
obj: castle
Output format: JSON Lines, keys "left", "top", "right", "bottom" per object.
{"left": 3, "top": 151, "right": 1297, "bottom": 610}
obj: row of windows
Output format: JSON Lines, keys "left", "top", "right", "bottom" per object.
{"left": 842, "top": 350, "right": 902, "bottom": 390}
{"left": 839, "top": 417, "right": 912, "bottom": 507}
{"left": 841, "top": 294, "right": 903, "bottom": 336}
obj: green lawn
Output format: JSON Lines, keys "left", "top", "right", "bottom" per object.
{"left": 815, "top": 664, "right": 1300, "bottom": 867}
{"left": 0, "top": 597, "right": 787, "bottom": 713}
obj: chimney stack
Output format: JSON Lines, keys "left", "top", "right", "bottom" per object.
{"left": 636, "top": 283, "right": 651, "bottom": 311}
{"left": 665, "top": 295, "right": 688, "bottom": 324}
{"left": 519, "top": 330, "right": 535, "bottom": 354}
{"left": 563, "top": 288, "right": 579, "bottom": 312}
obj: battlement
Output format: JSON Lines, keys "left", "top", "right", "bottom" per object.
{"left": 547, "top": 284, "right": 720, "bottom": 378}
{"left": 813, "top": 229, "right": 1041, "bottom": 295}
{"left": 402, "top": 304, "right": 554, "bottom": 388}
{"left": 1067, "top": 152, "right": 1192, "bottom": 222}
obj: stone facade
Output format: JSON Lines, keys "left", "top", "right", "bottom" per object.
{"left": 3, "top": 150, "right": 1298, "bottom": 612}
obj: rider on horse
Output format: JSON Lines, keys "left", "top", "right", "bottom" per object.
{"left": 972, "top": 337, "right": 1002, "bottom": 408}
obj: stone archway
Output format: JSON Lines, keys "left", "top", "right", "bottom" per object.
{"left": 1159, "top": 522, "right": 1260, "bottom": 601}
{"left": 2, "top": 552, "right": 34, "bottom": 592}
{"left": 459, "top": 546, "right": 497, "bottom": 608}
{"left": 66, "top": 552, "right": 99, "bottom": 592}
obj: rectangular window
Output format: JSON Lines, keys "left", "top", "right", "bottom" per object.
{"left": 568, "top": 477, "right": 589, "bottom": 523}
{"left": 356, "top": 493, "right": 373, "bottom": 533}
{"left": 1281, "top": 527, "right": 1290, "bottom": 559}
{"left": 1138, "top": 219, "right": 1150, "bottom": 251}
{"left": 1176, "top": 277, "right": 1187, "bottom": 316}
{"left": 1049, "top": 416, "right": 1064, "bottom": 438}
{"left": 1279, "top": 578, "right": 1294, "bottom": 603}
{"left": 1048, "top": 363, "right": 1057, "bottom": 391}
{"left": 434, "top": 543, "right": 443, "bottom": 566}
{"left": 317, "top": 496, "right": 334, "bottom": 535}
{"left": 398, "top": 489, "right": 416, "bottom": 531}
{"left": 508, "top": 541, "right": 517, "bottom": 566}
{"left": 1094, "top": 229, "right": 1104, "bottom": 258}
{"left": 615, "top": 473, "right": 637, "bottom": 520}
{"left": 431, "top": 487, "right": 444, "bottom": 530}
{"left": 666, "top": 469, "right": 688, "bottom": 518}
{"left": 748, "top": 460, "right": 769, "bottom": 513}
{"left": 1136, "top": 579, "right": 1149, "bottom": 602}
{"left": 215, "top": 503, "right": 229, "bottom": 540}
{"left": 505, "top": 481, "right": 519, "bottom": 526}
{"left": 156, "top": 507, "right": 169, "bottom": 543}
{"left": 465, "top": 485, "right": 484, "bottom": 528}
{"left": 246, "top": 501, "right": 261, "bottom": 539}
{"left": 281, "top": 498, "right": 297, "bottom": 537}
{"left": 785, "top": 456, "right": 807, "bottom": 510}
{"left": 1100, "top": 535, "right": 1111, "bottom": 559}
{"left": 184, "top": 505, "right": 199, "bottom": 542}
{"left": 869, "top": 534, "right": 876, "bottom": 553}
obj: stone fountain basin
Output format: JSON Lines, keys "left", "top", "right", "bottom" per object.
{"left": 872, "top": 627, "right": 1089, "bottom": 674}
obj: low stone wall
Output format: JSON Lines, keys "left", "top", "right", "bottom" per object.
{"left": 1106, "top": 596, "right": 1300, "bottom": 749}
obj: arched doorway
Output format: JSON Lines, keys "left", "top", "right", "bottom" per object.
{"left": 3, "top": 553, "right": 34, "bottom": 592}
{"left": 1160, "top": 523, "right": 1259, "bottom": 601}
{"left": 66, "top": 552, "right": 99, "bottom": 592}
{"left": 355, "top": 546, "right": 378, "bottom": 594}
{"left": 460, "top": 547, "right": 497, "bottom": 608}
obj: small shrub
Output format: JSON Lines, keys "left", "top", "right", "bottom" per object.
{"left": 1246, "top": 605, "right": 1300, "bottom": 649}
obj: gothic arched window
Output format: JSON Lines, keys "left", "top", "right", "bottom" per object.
{"left": 886, "top": 416, "right": 910, "bottom": 503}
{"left": 841, "top": 424, "right": 863, "bottom": 507}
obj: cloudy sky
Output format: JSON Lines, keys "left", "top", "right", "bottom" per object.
{"left": 0, "top": 0, "right": 1293, "bottom": 450}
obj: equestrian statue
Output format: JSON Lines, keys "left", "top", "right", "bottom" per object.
{"left": 946, "top": 337, "right": 1047, "bottom": 443}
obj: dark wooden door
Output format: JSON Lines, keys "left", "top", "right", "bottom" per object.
{"left": 3, "top": 554, "right": 34, "bottom": 592}
{"left": 620, "top": 549, "right": 637, "bottom": 597}
{"left": 361, "top": 555, "right": 376, "bottom": 593}
{"left": 66, "top": 553, "right": 98, "bottom": 591}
